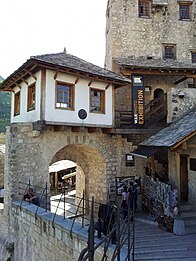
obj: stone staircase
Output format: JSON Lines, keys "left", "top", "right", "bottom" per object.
{"left": 181, "top": 203, "right": 196, "bottom": 235}
{"left": 132, "top": 220, "right": 196, "bottom": 260}
{"left": 120, "top": 208, "right": 196, "bottom": 260}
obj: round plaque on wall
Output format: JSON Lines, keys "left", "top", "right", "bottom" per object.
{"left": 78, "top": 109, "right": 87, "bottom": 120}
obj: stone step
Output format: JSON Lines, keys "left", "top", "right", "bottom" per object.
{"left": 134, "top": 238, "right": 195, "bottom": 248}
{"left": 184, "top": 218, "right": 196, "bottom": 226}
{"left": 134, "top": 250, "right": 196, "bottom": 260}
{"left": 181, "top": 210, "right": 196, "bottom": 218}
{"left": 181, "top": 204, "right": 193, "bottom": 211}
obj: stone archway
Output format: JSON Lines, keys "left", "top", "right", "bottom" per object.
{"left": 50, "top": 144, "right": 107, "bottom": 204}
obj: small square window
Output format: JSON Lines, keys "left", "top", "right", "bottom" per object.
{"left": 191, "top": 52, "right": 196, "bottom": 63}
{"left": 163, "top": 45, "right": 176, "bottom": 60}
{"left": 179, "top": 3, "right": 191, "bottom": 20}
{"left": 56, "top": 82, "right": 74, "bottom": 110}
{"left": 27, "top": 83, "right": 36, "bottom": 111}
{"left": 90, "top": 88, "right": 105, "bottom": 113}
{"left": 126, "top": 154, "right": 135, "bottom": 167}
{"left": 138, "top": 0, "right": 151, "bottom": 18}
{"left": 14, "top": 91, "right": 20, "bottom": 116}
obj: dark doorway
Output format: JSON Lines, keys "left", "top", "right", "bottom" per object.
{"left": 180, "top": 155, "right": 188, "bottom": 201}
{"left": 154, "top": 88, "right": 164, "bottom": 99}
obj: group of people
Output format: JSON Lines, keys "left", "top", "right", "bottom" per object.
{"left": 121, "top": 181, "right": 138, "bottom": 220}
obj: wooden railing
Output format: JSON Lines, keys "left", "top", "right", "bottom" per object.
{"left": 115, "top": 94, "right": 167, "bottom": 129}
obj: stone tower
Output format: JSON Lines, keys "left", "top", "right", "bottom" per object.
{"left": 105, "top": 0, "right": 196, "bottom": 70}
{"left": 105, "top": 0, "right": 196, "bottom": 123}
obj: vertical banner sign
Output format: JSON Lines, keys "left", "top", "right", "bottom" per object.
{"left": 132, "top": 75, "right": 145, "bottom": 126}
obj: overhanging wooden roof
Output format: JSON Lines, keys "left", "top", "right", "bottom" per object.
{"left": 0, "top": 52, "right": 131, "bottom": 91}
{"left": 114, "top": 57, "right": 196, "bottom": 77}
{"left": 140, "top": 108, "right": 196, "bottom": 149}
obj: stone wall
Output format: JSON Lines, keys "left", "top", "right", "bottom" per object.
{"left": 4, "top": 123, "right": 147, "bottom": 218}
{"left": 4, "top": 202, "right": 114, "bottom": 261}
{"left": 0, "top": 145, "right": 5, "bottom": 187}
{"left": 105, "top": 0, "right": 196, "bottom": 69}
{"left": 168, "top": 135, "right": 196, "bottom": 208}
{"left": 167, "top": 88, "right": 196, "bottom": 122}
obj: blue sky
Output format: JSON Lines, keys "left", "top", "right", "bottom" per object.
{"left": 0, "top": 0, "right": 107, "bottom": 78}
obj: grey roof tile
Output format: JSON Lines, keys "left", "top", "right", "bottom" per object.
{"left": 141, "top": 108, "right": 196, "bottom": 147}
{"left": 32, "top": 52, "right": 131, "bottom": 83}
{"left": 114, "top": 57, "right": 196, "bottom": 70}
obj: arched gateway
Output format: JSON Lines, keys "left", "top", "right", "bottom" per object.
{"left": 5, "top": 123, "right": 136, "bottom": 211}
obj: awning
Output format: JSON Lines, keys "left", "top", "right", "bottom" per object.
{"left": 130, "top": 146, "right": 164, "bottom": 158}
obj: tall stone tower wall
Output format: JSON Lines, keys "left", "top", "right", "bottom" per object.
{"left": 105, "top": 0, "right": 196, "bottom": 69}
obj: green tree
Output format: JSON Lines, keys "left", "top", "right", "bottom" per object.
{"left": 0, "top": 76, "right": 11, "bottom": 133}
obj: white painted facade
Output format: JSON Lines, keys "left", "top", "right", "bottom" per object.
{"left": 11, "top": 69, "right": 114, "bottom": 127}
{"left": 11, "top": 71, "right": 41, "bottom": 123}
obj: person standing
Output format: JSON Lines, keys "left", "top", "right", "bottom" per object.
{"left": 127, "top": 182, "right": 138, "bottom": 211}
{"left": 121, "top": 186, "right": 127, "bottom": 220}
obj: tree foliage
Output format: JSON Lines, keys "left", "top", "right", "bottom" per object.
{"left": 0, "top": 76, "right": 11, "bottom": 133}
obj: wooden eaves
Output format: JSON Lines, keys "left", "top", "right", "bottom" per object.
{"left": 0, "top": 59, "right": 130, "bottom": 91}
{"left": 120, "top": 67, "right": 196, "bottom": 78}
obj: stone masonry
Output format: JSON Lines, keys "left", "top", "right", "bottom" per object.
{"left": 0, "top": 145, "right": 5, "bottom": 187}
{"left": 105, "top": 0, "right": 196, "bottom": 69}
{"left": 4, "top": 123, "right": 147, "bottom": 218}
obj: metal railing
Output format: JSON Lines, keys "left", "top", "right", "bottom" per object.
{"left": 19, "top": 180, "right": 136, "bottom": 260}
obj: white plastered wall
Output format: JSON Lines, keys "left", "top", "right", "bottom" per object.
{"left": 45, "top": 69, "right": 114, "bottom": 126}
{"left": 11, "top": 71, "right": 41, "bottom": 123}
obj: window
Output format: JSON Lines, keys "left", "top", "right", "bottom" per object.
{"left": 27, "top": 83, "right": 36, "bottom": 111}
{"left": 56, "top": 82, "right": 74, "bottom": 110}
{"left": 191, "top": 52, "right": 196, "bottom": 63}
{"left": 138, "top": 0, "right": 151, "bottom": 18}
{"left": 179, "top": 3, "right": 191, "bottom": 20}
{"left": 14, "top": 91, "right": 20, "bottom": 116}
{"left": 163, "top": 45, "right": 176, "bottom": 60}
{"left": 90, "top": 88, "right": 105, "bottom": 113}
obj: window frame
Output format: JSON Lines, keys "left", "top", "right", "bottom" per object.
{"left": 90, "top": 88, "right": 105, "bottom": 114}
{"left": 163, "top": 44, "right": 176, "bottom": 60}
{"left": 55, "top": 81, "right": 75, "bottom": 110}
{"left": 191, "top": 52, "right": 196, "bottom": 63}
{"left": 179, "top": 2, "right": 192, "bottom": 21}
{"left": 138, "top": 0, "right": 151, "bottom": 18}
{"left": 27, "top": 83, "right": 36, "bottom": 111}
{"left": 14, "top": 91, "right": 20, "bottom": 116}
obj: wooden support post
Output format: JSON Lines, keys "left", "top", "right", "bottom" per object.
{"left": 175, "top": 152, "right": 181, "bottom": 203}
{"left": 151, "top": 155, "right": 155, "bottom": 179}
{"left": 55, "top": 172, "right": 58, "bottom": 191}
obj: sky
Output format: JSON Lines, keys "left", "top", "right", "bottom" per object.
{"left": 0, "top": 0, "right": 107, "bottom": 79}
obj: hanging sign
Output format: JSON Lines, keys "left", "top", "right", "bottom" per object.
{"left": 132, "top": 75, "right": 145, "bottom": 125}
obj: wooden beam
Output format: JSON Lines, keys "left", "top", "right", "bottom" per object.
{"left": 54, "top": 69, "right": 59, "bottom": 80}
{"left": 187, "top": 144, "right": 196, "bottom": 148}
{"left": 182, "top": 142, "right": 187, "bottom": 150}
{"left": 102, "top": 128, "right": 113, "bottom": 134}
{"left": 71, "top": 126, "right": 85, "bottom": 132}
{"left": 21, "top": 77, "right": 28, "bottom": 85}
{"left": 105, "top": 83, "right": 110, "bottom": 89}
{"left": 121, "top": 69, "right": 196, "bottom": 78}
{"left": 88, "top": 80, "right": 93, "bottom": 86}
{"left": 172, "top": 131, "right": 196, "bottom": 149}
{"left": 27, "top": 71, "right": 37, "bottom": 81}
{"left": 175, "top": 152, "right": 181, "bottom": 202}
{"left": 75, "top": 76, "right": 80, "bottom": 84}
{"left": 15, "top": 83, "right": 22, "bottom": 89}
{"left": 174, "top": 76, "right": 188, "bottom": 85}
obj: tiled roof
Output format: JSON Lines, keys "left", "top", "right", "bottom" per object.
{"left": 31, "top": 52, "right": 131, "bottom": 83}
{"left": 114, "top": 57, "right": 196, "bottom": 71}
{"left": 141, "top": 108, "right": 196, "bottom": 147}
